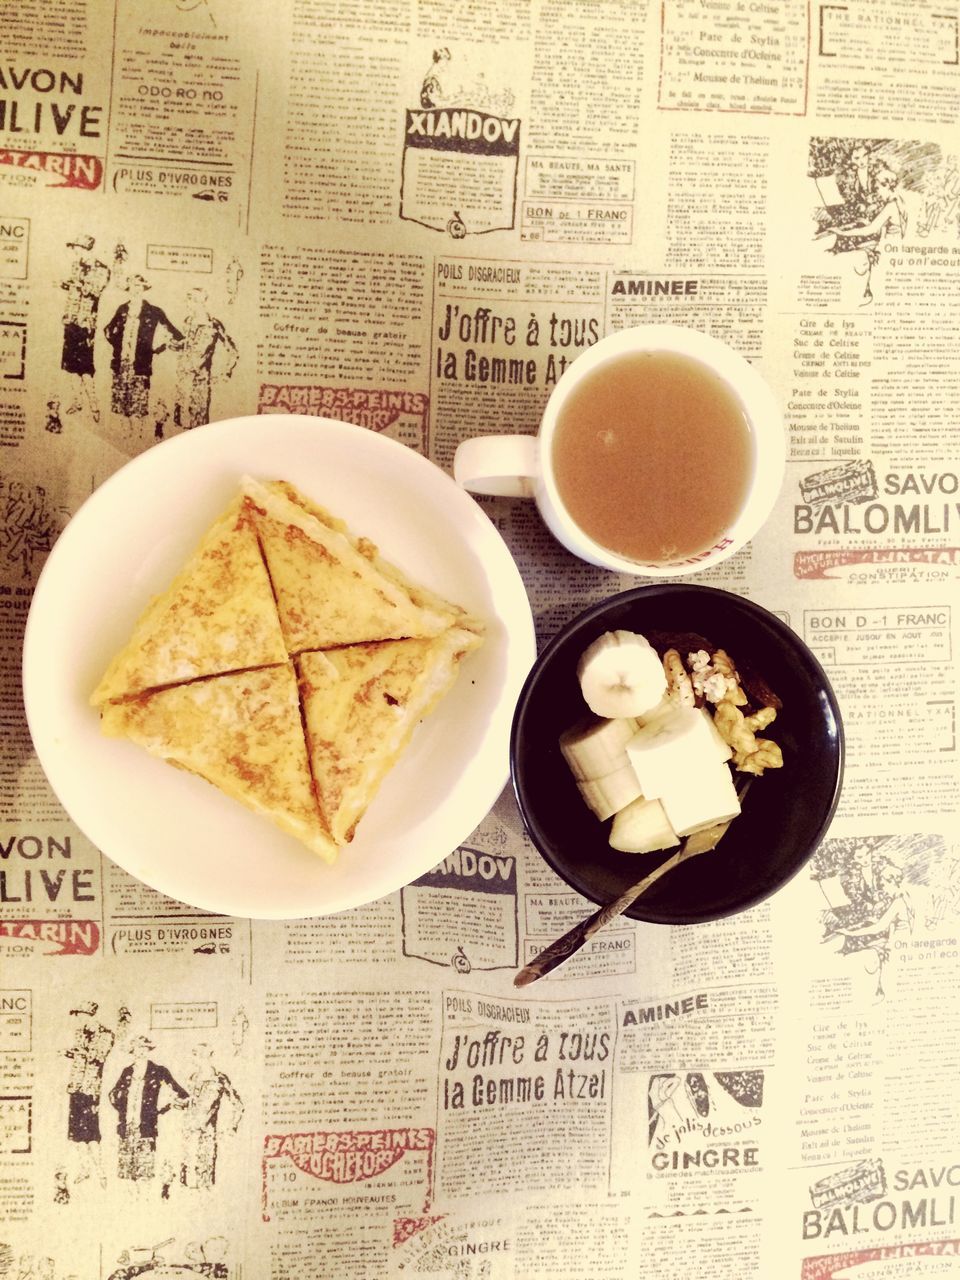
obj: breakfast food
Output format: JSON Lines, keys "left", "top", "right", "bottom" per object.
{"left": 608, "top": 794, "right": 679, "bottom": 855}
{"left": 576, "top": 630, "right": 666, "bottom": 718}
{"left": 100, "top": 664, "right": 338, "bottom": 861}
{"left": 559, "top": 716, "right": 637, "bottom": 782}
{"left": 561, "top": 629, "right": 782, "bottom": 854}
{"left": 90, "top": 494, "right": 288, "bottom": 703}
{"left": 297, "top": 626, "right": 482, "bottom": 845}
{"left": 244, "top": 477, "right": 455, "bottom": 650}
{"left": 91, "top": 479, "right": 484, "bottom": 860}
{"left": 559, "top": 716, "right": 642, "bottom": 818}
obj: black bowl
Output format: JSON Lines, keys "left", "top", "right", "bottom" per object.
{"left": 510, "top": 585, "right": 843, "bottom": 924}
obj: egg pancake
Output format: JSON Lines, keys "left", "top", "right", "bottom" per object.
{"left": 265, "top": 479, "right": 482, "bottom": 633}
{"left": 99, "top": 663, "right": 337, "bottom": 862}
{"left": 90, "top": 494, "right": 287, "bottom": 705}
{"left": 241, "top": 476, "right": 455, "bottom": 651}
{"left": 93, "top": 477, "right": 485, "bottom": 860}
{"left": 297, "top": 625, "right": 483, "bottom": 844}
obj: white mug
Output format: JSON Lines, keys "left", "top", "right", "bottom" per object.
{"left": 453, "top": 324, "right": 785, "bottom": 576}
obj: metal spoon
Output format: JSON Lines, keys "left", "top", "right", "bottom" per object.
{"left": 514, "top": 777, "right": 752, "bottom": 988}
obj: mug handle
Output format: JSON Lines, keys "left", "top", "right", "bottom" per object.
{"left": 453, "top": 434, "right": 538, "bottom": 498}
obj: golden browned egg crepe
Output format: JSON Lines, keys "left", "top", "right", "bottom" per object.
{"left": 297, "top": 626, "right": 483, "bottom": 845}
{"left": 90, "top": 494, "right": 287, "bottom": 704}
{"left": 100, "top": 664, "right": 338, "bottom": 862}
{"left": 91, "top": 479, "right": 484, "bottom": 860}
{"left": 242, "top": 476, "right": 455, "bottom": 651}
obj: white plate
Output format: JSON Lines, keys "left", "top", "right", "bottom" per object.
{"left": 23, "top": 416, "right": 535, "bottom": 919}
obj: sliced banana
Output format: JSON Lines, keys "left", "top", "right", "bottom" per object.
{"left": 559, "top": 715, "right": 638, "bottom": 781}
{"left": 577, "top": 630, "right": 667, "bottom": 719}
{"left": 609, "top": 795, "right": 679, "bottom": 854}
{"left": 577, "top": 762, "right": 643, "bottom": 821}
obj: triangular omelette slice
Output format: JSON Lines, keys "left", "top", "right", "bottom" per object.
{"left": 99, "top": 664, "right": 338, "bottom": 862}
{"left": 297, "top": 626, "right": 483, "bottom": 845}
{"left": 90, "top": 494, "right": 288, "bottom": 704}
{"left": 241, "top": 477, "right": 455, "bottom": 651}
{"left": 266, "top": 479, "right": 484, "bottom": 633}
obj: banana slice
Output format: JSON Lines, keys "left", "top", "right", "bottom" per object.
{"left": 609, "top": 795, "right": 679, "bottom": 853}
{"left": 577, "top": 762, "right": 643, "bottom": 821}
{"left": 577, "top": 630, "right": 667, "bottom": 719}
{"left": 559, "top": 716, "right": 638, "bottom": 781}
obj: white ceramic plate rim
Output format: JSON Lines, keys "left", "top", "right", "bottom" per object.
{"left": 23, "top": 415, "right": 535, "bottom": 919}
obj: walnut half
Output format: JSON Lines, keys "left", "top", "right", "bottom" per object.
{"left": 713, "top": 701, "right": 783, "bottom": 774}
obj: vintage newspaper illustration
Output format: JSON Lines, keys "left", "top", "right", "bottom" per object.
{"left": 2, "top": 1, "right": 959, "bottom": 1276}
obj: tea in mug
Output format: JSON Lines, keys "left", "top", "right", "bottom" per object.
{"left": 551, "top": 351, "right": 755, "bottom": 563}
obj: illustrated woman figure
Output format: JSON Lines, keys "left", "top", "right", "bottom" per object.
{"left": 823, "top": 164, "right": 906, "bottom": 303}
{"left": 103, "top": 276, "right": 183, "bottom": 423}
{"left": 64, "top": 1001, "right": 115, "bottom": 1187}
{"left": 108, "top": 1035, "right": 188, "bottom": 1182}
{"left": 59, "top": 234, "right": 110, "bottom": 423}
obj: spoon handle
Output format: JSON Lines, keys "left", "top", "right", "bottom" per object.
{"left": 513, "top": 850, "right": 684, "bottom": 988}
{"left": 513, "top": 778, "right": 752, "bottom": 989}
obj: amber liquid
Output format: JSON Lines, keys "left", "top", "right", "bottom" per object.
{"left": 551, "top": 351, "right": 755, "bottom": 563}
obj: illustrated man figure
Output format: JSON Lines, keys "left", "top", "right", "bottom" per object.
{"left": 109, "top": 1034, "right": 188, "bottom": 1182}
{"left": 59, "top": 233, "right": 110, "bottom": 423}
{"left": 180, "top": 1043, "right": 243, "bottom": 1189}
{"left": 173, "top": 288, "right": 238, "bottom": 430}
{"left": 103, "top": 275, "right": 183, "bottom": 425}
{"left": 420, "top": 47, "right": 453, "bottom": 107}
{"left": 64, "top": 1000, "right": 115, "bottom": 1187}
